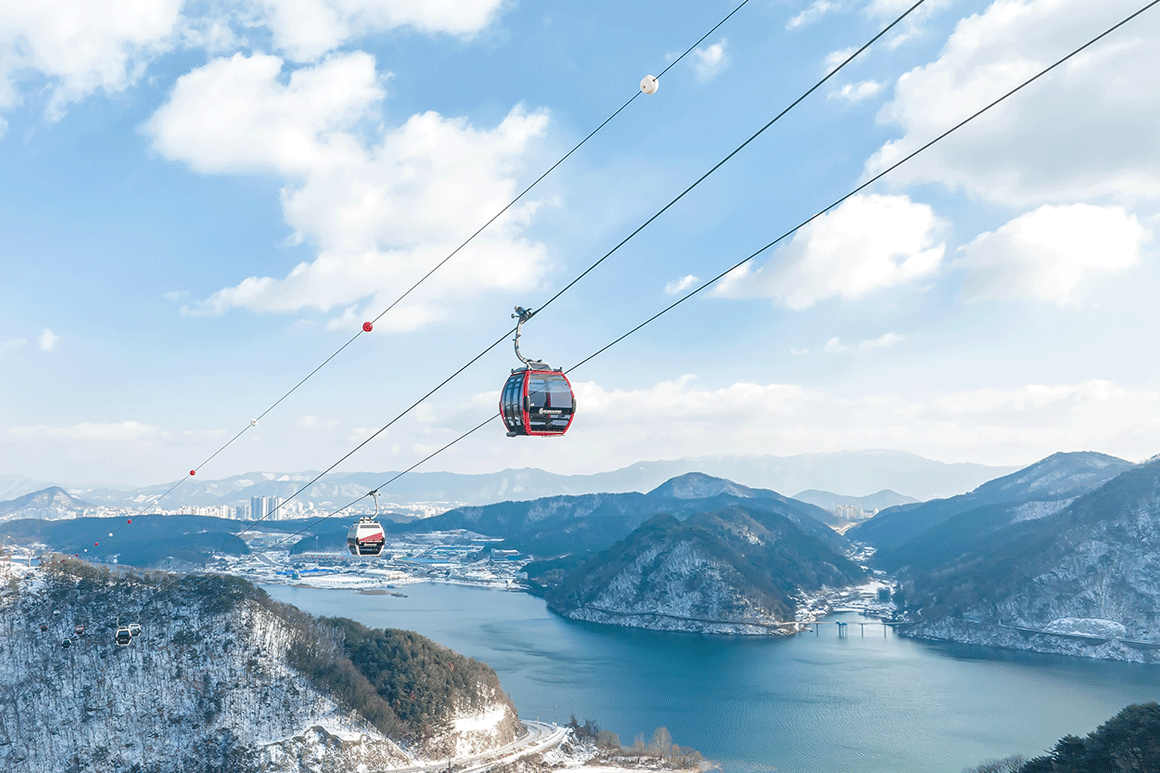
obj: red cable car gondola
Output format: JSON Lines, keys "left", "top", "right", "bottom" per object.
{"left": 347, "top": 491, "right": 386, "bottom": 557}
{"left": 500, "top": 307, "right": 575, "bottom": 437}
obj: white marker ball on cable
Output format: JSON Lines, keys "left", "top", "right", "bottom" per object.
{"left": 250, "top": 419, "right": 258, "bottom": 427}
{"left": 641, "top": 75, "right": 659, "bottom": 95}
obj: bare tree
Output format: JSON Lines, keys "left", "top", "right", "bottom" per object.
{"left": 650, "top": 727, "right": 673, "bottom": 760}
{"left": 961, "top": 754, "right": 1026, "bottom": 773}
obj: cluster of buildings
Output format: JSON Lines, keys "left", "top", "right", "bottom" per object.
{"left": 833, "top": 504, "right": 880, "bottom": 521}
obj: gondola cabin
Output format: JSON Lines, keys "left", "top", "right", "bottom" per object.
{"left": 40, "top": 623, "right": 47, "bottom": 633}
{"left": 500, "top": 368, "right": 575, "bottom": 437}
{"left": 347, "top": 517, "right": 386, "bottom": 557}
{"left": 74, "top": 625, "right": 85, "bottom": 637}
{"left": 61, "top": 638, "right": 71, "bottom": 649}
{"left": 115, "top": 626, "right": 132, "bottom": 646}
{"left": 128, "top": 622, "right": 142, "bottom": 637}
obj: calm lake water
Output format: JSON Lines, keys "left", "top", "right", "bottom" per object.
{"left": 264, "top": 583, "right": 1160, "bottom": 773}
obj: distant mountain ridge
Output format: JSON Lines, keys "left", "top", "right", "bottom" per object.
{"left": 791, "top": 489, "right": 917, "bottom": 512}
{"left": 392, "top": 472, "right": 848, "bottom": 557}
{"left": 3, "top": 450, "right": 1019, "bottom": 510}
{"left": 847, "top": 451, "right": 1132, "bottom": 559}
{"left": 0, "top": 486, "right": 93, "bottom": 519}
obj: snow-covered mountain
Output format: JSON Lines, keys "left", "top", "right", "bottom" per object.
{"left": 533, "top": 505, "right": 864, "bottom": 634}
{"left": 848, "top": 451, "right": 1132, "bottom": 556}
{"left": 897, "top": 456, "right": 1160, "bottom": 662}
{"left": 0, "top": 486, "right": 93, "bottom": 520}
{"left": 0, "top": 560, "right": 521, "bottom": 772}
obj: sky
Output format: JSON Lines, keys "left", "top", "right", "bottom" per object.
{"left": 1, "top": 0, "right": 1159, "bottom": 488}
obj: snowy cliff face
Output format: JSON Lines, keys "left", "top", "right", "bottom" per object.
{"left": 901, "top": 458, "right": 1160, "bottom": 662}
{"left": 0, "top": 560, "right": 520, "bottom": 773}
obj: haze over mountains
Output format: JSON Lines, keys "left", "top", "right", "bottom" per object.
{"left": 0, "top": 450, "right": 1016, "bottom": 513}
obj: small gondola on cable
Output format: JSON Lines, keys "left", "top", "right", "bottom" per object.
{"left": 347, "top": 490, "right": 386, "bottom": 557}
{"left": 499, "top": 307, "right": 575, "bottom": 437}
{"left": 74, "top": 624, "right": 85, "bottom": 637}
{"left": 114, "top": 616, "right": 133, "bottom": 646}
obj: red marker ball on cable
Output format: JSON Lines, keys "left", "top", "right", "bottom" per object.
{"left": 190, "top": 470, "right": 196, "bottom": 476}
{"left": 363, "top": 321, "right": 373, "bottom": 332}
{"left": 127, "top": 519, "right": 132, "bottom": 524}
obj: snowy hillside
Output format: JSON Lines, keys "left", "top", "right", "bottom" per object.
{"left": 0, "top": 560, "right": 521, "bottom": 772}
{"left": 898, "top": 457, "right": 1160, "bottom": 663}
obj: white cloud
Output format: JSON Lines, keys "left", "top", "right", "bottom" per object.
{"left": 820, "top": 332, "right": 905, "bottom": 354}
{"left": 147, "top": 52, "right": 551, "bottom": 328}
{"left": 714, "top": 194, "right": 945, "bottom": 309}
{"left": 824, "top": 46, "right": 857, "bottom": 71}
{"left": 298, "top": 415, "right": 338, "bottom": 429}
{"left": 860, "top": 331, "right": 905, "bottom": 350}
{"left": 868, "top": 0, "right": 1160, "bottom": 206}
{"left": 9, "top": 421, "right": 155, "bottom": 441}
{"left": 0, "top": 337, "right": 27, "bottom": 355}
{"left": 254, "top": 0, "right": 506, "bottom": 61}
{"left": 788, "top": 1, "right": 839, "bottom": 30}
{"left": 690, "top": 40, "right": 729, "bottom": 82}
{"left": 0, "top": 0, "right": 508, "bottom": 123}
{"left": 37, "top": 328, "right": 58, "bottom": 352}
{"left": 664, "top": 275, "right": 699, "bottom": 295}
{"left": 0, "top": 0, "right": 183, "bottom": 119}
{"left": 830, "top": 79, "right": 885, "bottom": 103}
{"left": 958, "top": 204, "right": 1148, "bottom": 306}
{"left": 460, "top": 375, "right": 1160, "bottom": 471}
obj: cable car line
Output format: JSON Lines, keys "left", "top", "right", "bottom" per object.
{"left": 568, "top": 0, "right": 1160, "bottom": 374}
{"left": 87, "top": 0, "right": 934, "bottom": 580}
{"left": 211, "top": 328, "right": 517, "bottom": 551}
{"left": 528, "top": 0, "right": 930, "bottom": 320}
{"left": 81, "top": 0, "right": 1142, "bottom": 641}
{"left": 227, "top": 0, "right": 1160, "bottom": 564}
{"left": 247, "top": 416, "right": 500, "bottom": 560}
{"left": 121, "top": 0, "right": 759, "bottom": 525}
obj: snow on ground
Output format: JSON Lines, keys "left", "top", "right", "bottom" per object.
{"left": 1044, "top": 617, "right": 1128, "bottom": 637}
{"left": 454, "top": 705, "right": 508, "bottom": 734}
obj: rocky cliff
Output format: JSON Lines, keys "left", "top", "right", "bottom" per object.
{"left": 0, "top": 559, "right": 521, "bottom": 772}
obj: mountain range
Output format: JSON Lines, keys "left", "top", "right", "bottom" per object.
{"left": 847, "top": 452, "right": 1160, "bottom": 662}
{"left": 0, "top": 450, "right": 1018, "bottom": 511}
{"left": 390, "top": 472, "right": 849, "bottom": 557}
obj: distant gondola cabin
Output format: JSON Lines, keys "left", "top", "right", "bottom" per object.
{"left": 347, "top": 517, "right": 386, "bottom": 557}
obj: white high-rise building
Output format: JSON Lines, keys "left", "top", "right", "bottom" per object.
{"left": 250, "top": 496, "right": 269, "bottom": 521}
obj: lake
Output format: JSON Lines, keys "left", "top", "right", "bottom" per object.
{"left": 263, "top": 582, "right": 1160, "bottom": 773}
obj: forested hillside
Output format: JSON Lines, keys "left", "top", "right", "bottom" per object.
{"left": 0, "top": 559, "right": 520, "bottom": 772}
{"left": 530, "top": 505, "right": 863, "bottom": 633}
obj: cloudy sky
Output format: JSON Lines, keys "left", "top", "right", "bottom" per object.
{"left": 2, "top": 0, "right": 1158, "bottom": 487}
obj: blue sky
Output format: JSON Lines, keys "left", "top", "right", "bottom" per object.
{"left": 2, "top": 0, "right": 1158, "bottom": 487}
